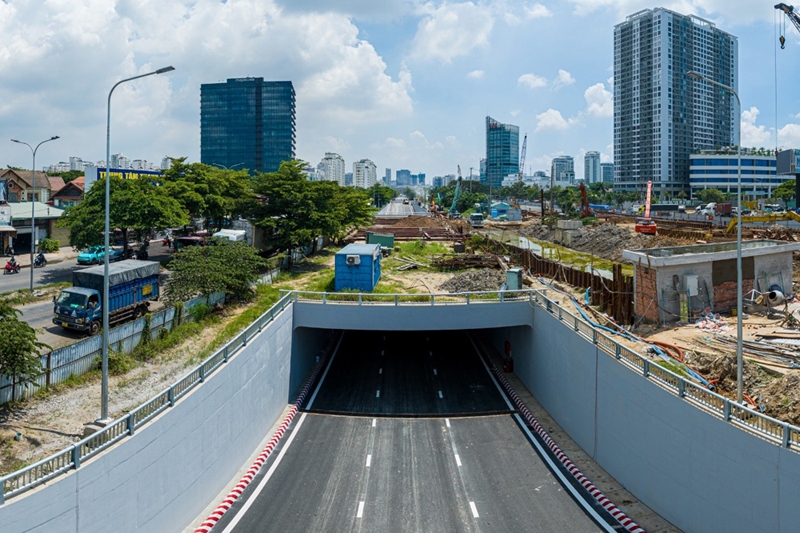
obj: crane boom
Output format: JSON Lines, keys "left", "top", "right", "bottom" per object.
{"left": 517, "top": 133, "right": 527, "bottom": 182}
{"left": 776, "top": 3, "right": 800, "bottom": 48}
{"left": 449, "top": 165, "right": 463, "bottom": 219}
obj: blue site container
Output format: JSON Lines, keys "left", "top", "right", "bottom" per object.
{"left": 335, "top": 243, "right": 381, "bottom": 292}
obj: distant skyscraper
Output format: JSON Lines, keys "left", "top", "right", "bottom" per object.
{"left": 396, "top": 169, "right": 412, "bottom": 186}
{"left": 484, "top": 116, "right": 519, "bottom": 190}
{"left": 614, "top": 8, "right": 738, "bottom": 195}
{"left": 320, "top": 153, "right": 346, "bottom": 186}
{"left": 584, "top": 151, "right": 601, "bottom": 184}
{"left": 601, "top": 163, "right": 614, "bottom": 184}
{"left": 200, "top": 77, "right": 296, "bottom": 174}
{"left": 353, "top": 159, "right": 377, "bottom": 188}
{"left": 551, "top": 156, "right": 574, "bottom": 186}
{"left": 345, "top": 172, "right": 353, "bottom": 186}
{"left": 385, "top": 168, "right": 391, "bottom": 184}
{"left": 161, "top": 157, "right": 172, "bottom": 170}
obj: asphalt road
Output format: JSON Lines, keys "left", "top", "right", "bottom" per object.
{"left": 377, "top": 199, "right": 429, "bottom": 217}
{"left": 215, "top": 331, "right": 606, "bottom": 533}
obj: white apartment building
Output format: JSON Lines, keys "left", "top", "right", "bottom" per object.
{"left": 584, "top": 151, "right": 601, "bottom": 183}
{"left": 353, "top": 159, "right": 377, "bottom": 189}
{"left": 161, "top": 157, "right": 172, "bottom": 170}
{"left": 551, "top": 156, "right": 575, "bottom": 186}
{"left": 319, "top": 152, "right": 345, "bottom": 186}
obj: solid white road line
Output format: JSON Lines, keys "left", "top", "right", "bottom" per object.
{"left": 381, "top": 350, "right": 384, "bottom": 356}
{"left": 357, "top": 501, "right": 365, "bottom": 518}
{"left": 438, "top": 390, "right": 443, "bottom": 399}
{"left": 433, "top": 368, "right": 437, "bottom": 376}
{"left": 469, "top": 502, "right": 479, "bottom": 518}
{"left": 372, "top": 418, "right": 376, "bottom": 427}
{"left": 305, "top": 333, "right": 345, "bottom": 410}
{"left": 379, "top": 368, "right": 383, "bottom": 374}
{"left": 455, "top": 454, "right": 462, "bottom": 467}
{"left": 366, "top": 454, "right": 372, "bottom": 467}
{"left": 376, "top": 390, "right": 380, "bottom": 398}
{"left": 445, "top": 418, "right": 450, "bottom": 428}
{"left": 469, "top": 336, "right": 616, "bottom": 533}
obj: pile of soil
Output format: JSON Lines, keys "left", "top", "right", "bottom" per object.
{"left": 391, "top": 215, "right": 444, "bottom": 228}
{"left": 519, "top": 223, "right": 689, "bottom": 263}
{"left": 758, "top": 371, "right": 800, "bottom": 425}
{"left": 438, "top": 268, "right": 505, "bottom": 293}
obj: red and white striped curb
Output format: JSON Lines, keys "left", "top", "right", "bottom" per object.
{"left": 474, "top": 337, "right": 647, "bottom": 533}
{"left": 194, "top": 341, "right": 332, "bottom": 533}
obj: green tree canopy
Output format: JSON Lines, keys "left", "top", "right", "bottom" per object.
{"left": 0, "top": 302, "right": 48, "bottom": 391}
{"left": 773, "top": 179, "right": 796, "bottom": 202}
{"left": 697, "top": 188, "right": 726, "bottom": 204}
{"left": 164, "top": 241, "right": 268, "bottom": 303}
{"left": 58, "top": 176, "right": 189, "bottom": 253}
{"left": 47, "top": 169, "right": 83, "bottom": 183}
{"left": 368, "top": 183, "right": 397, "bottom": 207}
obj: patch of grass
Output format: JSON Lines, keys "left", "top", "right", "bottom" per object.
{"left": 303, "top": 271, "right": 335, "bottom": 292}
{"left": 1, "top": 282, "right": 71, "bottom": 307}
{"left": 108, "top": 350, "right": 138, "bottom": 376}
{"left": 653, "top": 358, "right": 689, "bottom": 378}
{"left": 134, "top": 313, "right": 221, "bottom": 363}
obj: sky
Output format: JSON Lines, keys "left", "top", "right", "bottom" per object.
{"left": 0, "top": 0, "right": 799, "bottom": 180}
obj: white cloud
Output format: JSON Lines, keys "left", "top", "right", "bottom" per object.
{"left": 320, "top": 136, "right": 351, "bottom": 152}
{"left": 566, "top": 0, "right": 773, "bottom": 25}
{"left": 779, "top": 124, "right": 800, "bottom": 150}
{"left": 445, "top": 135, "right": 462, "bottom": 149}
{"left": 741, "top": 106, "right": 772, "bottom": 147}
{"left": 467, "top": 69, "right": 485, "bottom": 79}
{"left": 535, "top": 109, "right": 577, "bottom": 132}
{"left": 510, "top": 109, "right": 522, "bottom": 117}
{"left": 584, "top": 83, "right": 613, "bottom": 117}
{"left": 411, "top": 2, "right": 493, "bottom": 63}
{"left": 503, "top": 2, "right": 552, "bottom": 25}
{"left": 518, "top": 73, "right": 548, "bottom": 89}
{"left": 552, "top": 69, "right": 575, "bottom": 91}
{"left": 410, "top": 130, "right": 444, "bottom": 150}
{"left": 524, "top": 3, "right": 553, "bottom": 19}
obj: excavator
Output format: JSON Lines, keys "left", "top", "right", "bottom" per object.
{"left": 725, "top": 210, "right": 800, "bottom": 234}
{"left": 776, "top": 3, "right": 800, "bottom": 48}
{"left": 578, "top": 182, "right": 592, "bottom": 218}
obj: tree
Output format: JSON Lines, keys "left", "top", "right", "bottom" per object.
{"left": 164, "top": 241, "right": 268, "bottom": 303}
{"left": 773, "top": 179, "right": 796, "bottom": 202}
{"left": 0, "top": 302, "right": 48, "bottom": 394}
{"left": 368, "top": 183, "right": 396, "bottom": 207}
{"left": 48, "top": 169, "right": 83, "bottom": 183}
{"left": 697, "top": 188, "right": 726, "bottom": 204}
{"left": 58, "top": 177, "right": 189, "bottom": 255}
{"left": 161, "top": 158, "right": 254, "bottom": 229}
{"left": 402, "top": 187, "right": 416, "bottom": 199}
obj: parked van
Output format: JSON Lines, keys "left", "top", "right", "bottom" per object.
{"left": 213, "top": 229, "right": 247, "bottom": 242}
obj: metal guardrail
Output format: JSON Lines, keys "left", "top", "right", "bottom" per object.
{"left": 526, "top": 291, "right": 800, "bottom": 452}
{"left": 0, "top": 293, "right": 293, "bottom": 504}
{"left": 283, "top": 289, "right": 538, "bottom": 305}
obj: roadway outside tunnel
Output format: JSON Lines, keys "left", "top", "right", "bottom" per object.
{"left": 213, "top": 330, "right": 609, "bottom": 533}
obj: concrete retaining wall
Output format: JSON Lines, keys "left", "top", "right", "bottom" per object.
{"left": 495, "top": 305, "right": 800, "bottom": 533}
{"left": 0, "top": 305, "right": 295, "bottom": 533}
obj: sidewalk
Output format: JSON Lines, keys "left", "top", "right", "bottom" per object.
{"left": 7, "top": 246, "right": 78, "bottom": 268}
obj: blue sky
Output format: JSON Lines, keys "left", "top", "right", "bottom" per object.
{"left": 0, "top": 0, "right": 798, "bottom": 180}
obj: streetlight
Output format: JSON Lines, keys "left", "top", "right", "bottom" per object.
{"left": 100, "top": 65, "right": 175, "bottom": 423}
{"left": 687, "top": 70, "right": 743, "bottom": 403}
{"left": 11, "top": 136, "right": 60, "bottom": 293}
{"left": 211, "top": 162, "right": 244, "bottom": 170}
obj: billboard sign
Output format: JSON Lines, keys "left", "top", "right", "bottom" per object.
{"left": 84, "top": 165, "right": 163, "bottom": 191}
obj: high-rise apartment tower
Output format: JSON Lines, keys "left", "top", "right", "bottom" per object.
{"left": 201, "top": 78, "right": 296, "bottom": 174}
{"left": 584, "top": 151, "right": 601, "bottom": 184}
{"left": 484, "top": 116, "right": 519, "bottom": 190}
{"left": 614, "top": 9, "right": 738, "bottom": 195}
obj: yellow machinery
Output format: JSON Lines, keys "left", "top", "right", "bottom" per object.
{"left": 725, "top": 211, "right": 800, "bottom": 234}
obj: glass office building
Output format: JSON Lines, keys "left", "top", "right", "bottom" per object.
{"left": 484, "top": 116, "right": 519, "bottom": 190}
{"left": 200, "top": 78, "right": 296, "bottom": 174}
{"left": 689, "top": 150, "right": 789, "bottom": 198}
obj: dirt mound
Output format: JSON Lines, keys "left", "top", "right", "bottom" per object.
{"left": 391, "top": 215, "right": 444, "bottom": 228}
{"left": 438, "top": 268, "right": 505, "bottom": 293}
{"left": 758, "top": 371, "right": 800, "bottom": 425}
{"left": 519, "top": 224, "right": 555, "bottom": 241}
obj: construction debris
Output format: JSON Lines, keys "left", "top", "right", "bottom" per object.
{"left": 438, "top": 269, "right": 505, "bottom": 293}
{"left": 433, "top": 254, "right": 499, "bottom": 271}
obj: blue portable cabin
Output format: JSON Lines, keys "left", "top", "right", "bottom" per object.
{"left": 334, "top": 243, "right": 381, "bottom": 292}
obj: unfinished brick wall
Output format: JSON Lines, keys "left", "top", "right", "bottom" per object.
{"left": 634, "top": 264, "right": 659, "bottom": 323}
{"left": 714, "top": 279, "right": 754, "bottom": 312}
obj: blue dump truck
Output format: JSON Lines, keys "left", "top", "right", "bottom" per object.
{"left": 53, "top": 260, "right": 160, "bottom": 335}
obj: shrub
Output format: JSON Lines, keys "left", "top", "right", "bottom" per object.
{"left": 39, "top": 238, "right": 60, "bottom": 253}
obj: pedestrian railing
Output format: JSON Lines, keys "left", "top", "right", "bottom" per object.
{"left": 283, "top": 289, "right": 539, "bottom": 305}
{"left": 0, "top": 292, "right": 293, "bottom": 504}
{"left": 526, "top": 290, "right": 800, "bottom": 453}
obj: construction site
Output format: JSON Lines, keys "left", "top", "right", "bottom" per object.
{"left": 342, "top": 202, "right": 800, "bottom": 429}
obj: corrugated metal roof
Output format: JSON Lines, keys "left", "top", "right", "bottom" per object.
{"left": 10, "top": 202, "right": 65, "bottom": 219}
{"left": 337, "top": 243, "right": 380, "bottom": 255}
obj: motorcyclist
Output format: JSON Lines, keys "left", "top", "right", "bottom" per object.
{"left": 35, "top": 251, "right": 46, "bottom": 266}
{"left": 7, "top": 255, "right": 16, "bottom": 268}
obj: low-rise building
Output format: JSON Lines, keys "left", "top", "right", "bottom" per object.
{"left": 0, "top": 169, "right": 54, "bottom": 203}
{"left": 52, "top": 177, "right": 86, "bottom": 208}
{"left": 689, "top": 149, "right": 789, "bottom": 199}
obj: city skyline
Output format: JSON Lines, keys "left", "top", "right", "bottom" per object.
{"left": 0, "top": 1, "right": 797, "bottom": 181}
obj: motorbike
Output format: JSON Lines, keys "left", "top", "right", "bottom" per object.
{"left": 162, "top": 236, "right": 172, "bottom": 247}
{"left": 4, "top": 258, "right": 20, "bottom": 274}
{"left": 34, "top": 252, "right": 47, "bottom": 268}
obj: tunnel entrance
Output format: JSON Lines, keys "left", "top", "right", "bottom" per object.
{"left": 302, "top": 330, "right": 513, "bottom": 417}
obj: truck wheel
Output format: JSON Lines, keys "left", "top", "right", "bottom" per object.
{"left": 89, "top": 321, "right": 100, "bottom": 335}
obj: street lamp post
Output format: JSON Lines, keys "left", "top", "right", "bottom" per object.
{"left": 211, "top": 162, "right": 244, "bottom": 170}
{"left": 100, "top": 66, "right": 175, "bottom": 423}
{"left": 688, "top": 70, "right": 743, "bottom": 403}
{"left": 11, "top": 136, "right": 60, "bottom": 293}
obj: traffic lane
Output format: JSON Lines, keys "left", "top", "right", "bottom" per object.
{"left": 0, "top": 258, "right": 79, "bottom": 293}
{"left": 223, "top": 414, "right": 368, "bottom": 533}
{"left": 19, "top": 300, "right": 87, "bottom": 348}
{"left": 306, "top": 331, "right": 511, "bottom": 416}
{"left": 452, "top": 415, "right": 603, "bottom": 532}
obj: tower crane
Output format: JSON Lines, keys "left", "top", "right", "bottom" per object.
{"left": 517, "top": 133, "right": 527, "bottom": 182}
{"left": 776, "top": 3, "right": 800, "bottom": 48}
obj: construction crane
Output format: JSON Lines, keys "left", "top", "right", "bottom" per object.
{"left": 776, "top": 3, "right": 800, "bottom": 48}
{"left": 578, "top": 182, "right": 592, "bottom": 218}
{"left": 517, "top": 133, "right": 527, "bottom": 182}
{"left": 449, "top": 165, "right": 463, "bottom": 219}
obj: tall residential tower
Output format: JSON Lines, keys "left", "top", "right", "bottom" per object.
{"left": 613, "top": 9, "right": 738, "bottom": 196}
{"left": 200, "top": 78, "right": 296, "bottom": 174}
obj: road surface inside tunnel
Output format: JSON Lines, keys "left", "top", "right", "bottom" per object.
{"left": 214, "top": 331, "right": 607, "bottom": 533}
